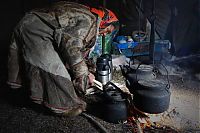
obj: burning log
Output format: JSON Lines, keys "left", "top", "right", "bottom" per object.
{"left": 123, "top": 105, "right": 180, "bottom": 133}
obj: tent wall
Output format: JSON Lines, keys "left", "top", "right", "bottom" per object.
{"left": 0, "top": 0, "right": 23, "bottom": 60}
{"left": 106, "top": 0, "right": 147, "bottom": 35}
{"left": 0, "top": 0, "right": 199, "bottom": 57}
{"left": 105, "top": 0, "right": 199, "bottom": 56}
{"left": 171, "top": 0, "right": 199, "bottom": 56}
{"left": 0, "top": 0, "right": 51, "bottom": 59}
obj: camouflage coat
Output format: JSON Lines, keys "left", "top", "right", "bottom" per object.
{"left": 7, "top": 1, "right": 98, "bottom": 113}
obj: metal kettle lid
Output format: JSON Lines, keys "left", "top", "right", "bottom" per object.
{"left": 103, "top": 82, "right": 126, "bottom": 102}
{"left": 104, "top": 88, "right": 125, "bottom": 102}
{"left": 100, "top": 54, "right": 112, "bottom": 61}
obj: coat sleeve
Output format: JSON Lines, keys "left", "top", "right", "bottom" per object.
{"left": 60, "top": 33, "right": 89, "bottom": 94}
{"left": 60, "top": 33, "right": 89, "bottom": 78}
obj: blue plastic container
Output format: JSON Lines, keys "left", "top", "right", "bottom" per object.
{"left": 113, "top": 39, "right": 171, "bottom": 61}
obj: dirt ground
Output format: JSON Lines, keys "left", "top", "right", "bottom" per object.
{"left": 0, "top": 84, "right": 126, "bottom": 133}
{"left": 0, "top": 52, "right": 126, "bottom": 133}
{"left": 0, "top": 54, "right": 199, "bottom": 133}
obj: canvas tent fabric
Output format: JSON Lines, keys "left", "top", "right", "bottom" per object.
{"left": 105, "top": 0, "right": 200, "bottom": 57}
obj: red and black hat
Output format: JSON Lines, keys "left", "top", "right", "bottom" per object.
{"left": 90, "top": 7, "right": 119, "bottom": 29}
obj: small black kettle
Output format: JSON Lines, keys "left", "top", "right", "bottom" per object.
{"left": 101, "top": 82, "right": 128, "bottom": 123}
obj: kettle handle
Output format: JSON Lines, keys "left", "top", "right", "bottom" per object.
{"left": 135, "top": 63, "right": 142, "bottom": 82}
{"left": 160, "top": 63, "right": 170, "bottom": 91}
{"left": 135, "top": 63, "right": 170, "bottom": 91}
{"left": 103, "top": 81, "right": 124, "bottom": 94}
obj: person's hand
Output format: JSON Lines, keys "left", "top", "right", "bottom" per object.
{"left": 88, "top": 73, "right": 95, "bottom": 86}
{"left": 99, "top": 24, "right": 115, "bottom": 36}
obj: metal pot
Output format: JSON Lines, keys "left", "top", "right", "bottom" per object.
{"left": 101, "top": 83, "right": 128, "bottom": 123}
{"left": 121, "top": 65, "right": 171, "bottom": 114}
{"left": 131, "top": 79, "right": 171, "bottom": 114}
{"left": 96, "top": 54, "right": 113, "bottom": 85}
{"left": 126, "top": 64, "right": 156, "bottom": 83}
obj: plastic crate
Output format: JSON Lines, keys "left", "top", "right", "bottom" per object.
{"left": 113, "top": 40, "right": 171, "bottom": 61}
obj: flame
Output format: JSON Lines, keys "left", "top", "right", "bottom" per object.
{"left": 125, "top": 105, "right": 179, "bottom": 133}
{"left": 126, "top": 105, "right": 166, "bottom": 132}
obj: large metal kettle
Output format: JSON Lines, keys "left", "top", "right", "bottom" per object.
{"left": 121, "top": 65, "right": 171, "bottom": 114}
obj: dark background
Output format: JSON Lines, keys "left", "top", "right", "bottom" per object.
{"left": 0, "top": 0, "right": 199, "bottom": 58}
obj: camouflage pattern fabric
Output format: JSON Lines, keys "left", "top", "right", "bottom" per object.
{"left": 7, "top": 1, "right": 98, "bottom": 113}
